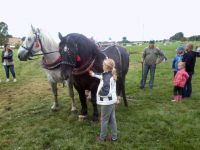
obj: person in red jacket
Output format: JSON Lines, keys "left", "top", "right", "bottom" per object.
{"left": 172, "top": 62, "right": 189, "bottom": 102}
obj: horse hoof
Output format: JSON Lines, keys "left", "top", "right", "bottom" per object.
{"left": 78, "top": 115, "right": 87, "bottom": 121}
{"left": 71, "top": 107, "right": 77, "bottom": 112}
{"left": 51, "top": 106, "right": 59, "bottom": 112}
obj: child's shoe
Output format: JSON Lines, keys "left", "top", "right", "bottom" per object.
{"left": 6, "top": 79, "right": 10, "bottom": 82}
{"left": 0, "top": 79, "right": 1, "bottom": 83}
{"left": 13, "top": 78, "right": 17, "bottom": 82}
{"left": 171, "top": 96, "right": 178, "bottom": 102}
{"left": 177, "top": 95, "right": 182, "bottom": 101}
{"left": 96, "top": 136, "right": 106, "bottom": 142}
{"left": 107, "top": 135, "right": 118, "bottom": 142}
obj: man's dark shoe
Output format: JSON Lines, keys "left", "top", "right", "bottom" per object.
{"left": 140, "top": 86, "right": 144, "bottom": 89}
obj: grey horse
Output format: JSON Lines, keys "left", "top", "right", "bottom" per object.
{"left": 18, "top": 26, "right": 76, "bottom": 112}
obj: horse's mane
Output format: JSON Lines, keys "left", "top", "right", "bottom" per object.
{"left": 38, "top": 29, "right": 58, "bottom": 51}
{"left": 66, "top": 33, "right": 103, "bottom": 59}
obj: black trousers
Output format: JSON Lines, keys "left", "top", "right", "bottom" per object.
{"left": 174, "top": 86, "right": 183, "bottom": 96}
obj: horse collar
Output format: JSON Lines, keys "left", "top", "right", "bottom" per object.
{"left": 72, "top": 57, "right": 96, "bottom": 75}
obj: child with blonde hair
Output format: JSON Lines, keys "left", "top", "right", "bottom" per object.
{"left": 172, "top": 62, "right": 189, "bottom": 102}
{"left": 89, "top": 58, "right": 118, "bottom": 141}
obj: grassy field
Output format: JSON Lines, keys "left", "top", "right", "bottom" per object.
{"left": 0, "top": 42, "right": 200, "bottom": 149}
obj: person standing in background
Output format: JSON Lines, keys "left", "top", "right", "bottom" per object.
{"left": 140, "top": 40, "right": 165, "bottom": 89}
{"left": 182, "top": 43, "right": 197, "bottom": 98}
{"left": 172, "top": 45, "right": 185, "bottom": 76}
{"left": 1, "top": 43, "right": 17, "bottom": 82}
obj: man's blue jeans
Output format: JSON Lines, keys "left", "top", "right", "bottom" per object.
{"left": 183, "top": 72, "right": 193, "bottom": 98}
{"left": 140, "top": 64, "right": 156, "bottom": 89}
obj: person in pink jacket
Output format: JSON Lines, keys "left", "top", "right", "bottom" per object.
{"left": 172, "top": 62, "right": 189, "bottom": 102}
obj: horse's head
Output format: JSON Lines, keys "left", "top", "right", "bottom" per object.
{"left": 58, "top": 32, "right": 78, "bottom": 78}
{"left": 58, "top": 32, "right": 98, "bottom": 78}
{"left": 18, "top": 25, "right": 43, "bottom": 61}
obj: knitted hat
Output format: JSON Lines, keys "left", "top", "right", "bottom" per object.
{"left": 176, "top": 45, "right": 185, "bottom": 51}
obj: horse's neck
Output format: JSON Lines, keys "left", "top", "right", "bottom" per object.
{"left": 42, "top": 37, "right": 60, "bottom": 64}
{"left": 92, "top": 51, "right": 105, "bottom": 72}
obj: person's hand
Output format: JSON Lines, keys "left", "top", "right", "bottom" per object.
{"left": 155, "top": 59, "right": 159, "bottom": 64}
{"left": 89, "top": 70, "right": 94, "bottom": 76}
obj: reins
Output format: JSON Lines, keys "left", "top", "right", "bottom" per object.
{"left": 32, "top": 50, "right": 59, "bottom": 56}
{"left": 72, "top": 57, "right": 96, "bottom": 75}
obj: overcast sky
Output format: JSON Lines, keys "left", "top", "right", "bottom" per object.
{"left": 0, "top": 0, "right": 200, "bottom": 42}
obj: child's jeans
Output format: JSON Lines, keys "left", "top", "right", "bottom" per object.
{"left": 100, "top": 104, "right": 117, "bottom": 140}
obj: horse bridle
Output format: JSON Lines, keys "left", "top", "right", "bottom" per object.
{"left": 60, "top": 43, "right": 78, "bottom": 67}
{"left": 21, "top": 32, "right": 58, "bottom": 57}
{"left": 60, "top": 42, "right": 96, "bottom": 75}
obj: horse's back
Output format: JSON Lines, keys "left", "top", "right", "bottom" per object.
{"left": 101, "top": 45, "right": 129, "bottom": 76}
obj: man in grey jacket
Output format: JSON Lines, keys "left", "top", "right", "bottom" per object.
{"left": 140, "top": 40, "right": 164, "bottom": 89}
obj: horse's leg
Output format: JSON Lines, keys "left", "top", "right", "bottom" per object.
{"left": 116, "top": 79, "right": 121, "bottom": 104}
{"left": 91, "top": 90, "right": 99, "bottom": 122}
{"left": 77, "top": 89, "right": 87, "bottom": 119}
{"left": 121, "top": 76, "right": 128, "bottom": 107}
{"left": 67, "top": 78, "right": 77, "bottom": 112}
{"left": 50, "top": 82, "right": 59, "bottom": 111}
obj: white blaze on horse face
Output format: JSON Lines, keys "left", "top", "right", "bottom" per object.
{"left": 64, "top": 46, "right": 68, "bottom": 52}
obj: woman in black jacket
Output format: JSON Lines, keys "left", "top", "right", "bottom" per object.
{"left": 2, "top": 43, "right": 17, "bottom": 82}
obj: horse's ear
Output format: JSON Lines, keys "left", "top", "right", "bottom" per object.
{"left": 36, "top": 28, "right": 40, "bottom": 35}
{"left": 31, "top": 25, "right": 36, "bottom": 33}
{"left": 58, "top": 32, "right": 63, "bottom": 40}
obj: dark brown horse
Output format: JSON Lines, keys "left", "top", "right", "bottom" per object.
{"left": 58, "top": 33, "right": 129, "bottom": 121}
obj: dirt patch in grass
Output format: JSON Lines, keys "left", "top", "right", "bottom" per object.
{"left": 0, "top": 79, "right": 51, "bottom": 113}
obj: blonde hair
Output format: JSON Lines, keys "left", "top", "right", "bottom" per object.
{"left": 103, "top": 58, "right": 117, "bottom": 80}
{"left": 178, "top": 61, "right": 185, "bottom": 69}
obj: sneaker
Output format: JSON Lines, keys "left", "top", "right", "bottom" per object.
{"left": 171, "top": 99, "right": 178, "bottom": 102}
{"left": 0, "top": 79, "right": 1, "bottom": 83}
{"left": 13, "top": 79, "right": 17, "bottom": 82}
{"left": 6, "top": 79, "right": 10, "bottom": 82}
{"left": 107, "top": 135, "right": 117, "bottom": 142}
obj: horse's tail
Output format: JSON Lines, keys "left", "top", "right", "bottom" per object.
{"left": 115, "top": 45, "right": 129, "bottom": 107}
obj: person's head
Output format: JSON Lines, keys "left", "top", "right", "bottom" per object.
{"left": 103, "top": 58, "right": 117, "bottom": 80}
{"left": 178, "top": 61, "right": 185, "bottom": 70}
{"left": 149, "top": 40, "right": 155, "bottom": 49}
{"left": 186, "top": 43, "right": 193, "bottom": 51}
{"left": 4, "top": 43, "right": 10, "bottom": 50}
{"left": 176, "top": 45, "right": 185, "bottom": 55}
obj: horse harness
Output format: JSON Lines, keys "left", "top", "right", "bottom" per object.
{"left": 60, "top": 43, "right": 96, "bottom": 75}
{"left": 21, "top": 32, "right": 61, "bottom": 70}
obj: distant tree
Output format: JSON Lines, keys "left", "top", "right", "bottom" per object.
{"left": 188, "top": 35, "right": 200, "bottom": 41}
{"left": 122, "top": 36, "right": 130, "bottom": 43}
{"left": 170, "top": 32, "right": 186, "bottom": 41}
{"left": 0, "top": 22, "right": 9, "bottom": 45}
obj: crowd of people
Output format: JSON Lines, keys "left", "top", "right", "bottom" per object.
{"left": 140, "top": 41, "right": 198, "bottom": 102}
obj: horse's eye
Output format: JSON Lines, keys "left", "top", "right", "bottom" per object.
{"left": 28, "top": 37, "right": 32, "bottom": 41}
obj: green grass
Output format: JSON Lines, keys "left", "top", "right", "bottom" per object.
{"left": 0, "top": 42, "right": 200, "bottom": 149}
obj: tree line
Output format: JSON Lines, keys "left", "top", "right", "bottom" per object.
{"left": 169, "top": 32, "right": 200, "bottom": 42}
